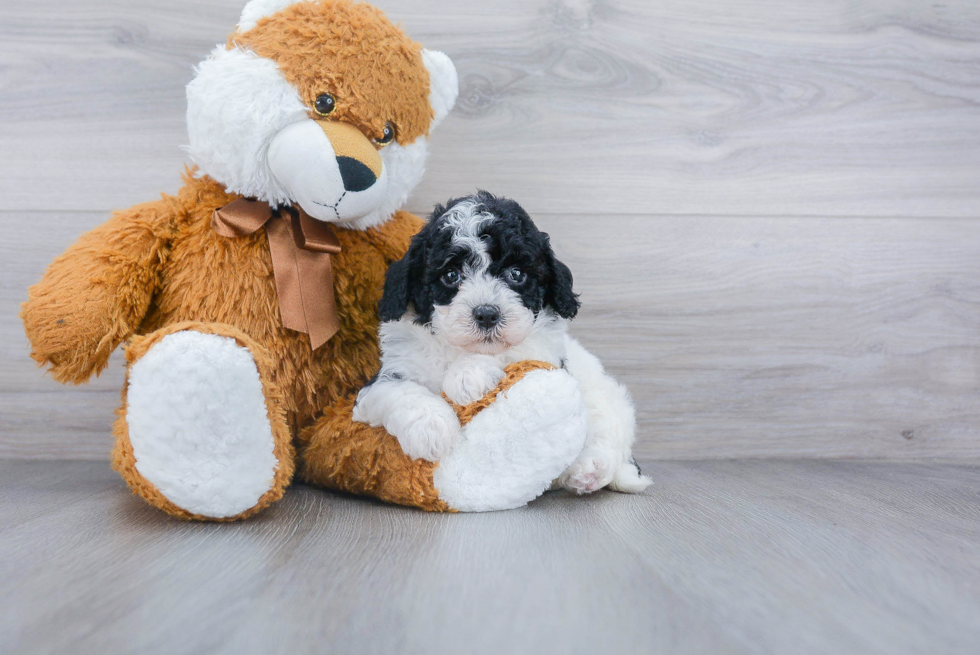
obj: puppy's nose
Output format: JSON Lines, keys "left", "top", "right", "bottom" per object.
{"left": 337, "top": 156, "right": 377, "bottom": 192}
{"left": 473, "top": 305, "right": 501, "bottom": 330}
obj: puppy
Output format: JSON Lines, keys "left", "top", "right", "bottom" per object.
{"left": 353, "top": 192, "right": 651, "bottom": 494}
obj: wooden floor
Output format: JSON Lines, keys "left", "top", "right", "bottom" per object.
{"left": 2, "top": 459, "right": 978, "bottom": 655}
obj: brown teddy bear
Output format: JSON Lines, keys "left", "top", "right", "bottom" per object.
{"left": 21, "top": 0, "right": 597, "bottom": 519}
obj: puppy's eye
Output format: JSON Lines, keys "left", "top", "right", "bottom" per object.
{"left": 314, "top": 93, "right": 336, "bottom": 117}
{"left": 506, "top": 267, "right": 526, "bottom": 284}
{"left": 373, "top": 122, "right": 396, "bottom": 147}
{"left": 441, "top": 268, "right": 461, "bottom": 287}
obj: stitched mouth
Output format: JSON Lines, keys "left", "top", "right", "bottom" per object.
{"left": 310, "top": 192, "right": 347, "bottom": 220}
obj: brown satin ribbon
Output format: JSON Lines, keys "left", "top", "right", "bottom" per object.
{"left": 212, "top": 198, "right": 341, "bottom": 350}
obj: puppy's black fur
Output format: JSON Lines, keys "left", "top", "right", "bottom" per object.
{"left": 379, "top": 191, "right": 580, "bottom": 324}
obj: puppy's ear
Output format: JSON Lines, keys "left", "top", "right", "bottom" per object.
{"left": 543, "top": 241, "right": 581, "bottom": 319}
{"left": 378, "top": 241, "right": 422, "bottom": 322}
{"left": 378, "top": 256, "right": 412, "bottom": 322}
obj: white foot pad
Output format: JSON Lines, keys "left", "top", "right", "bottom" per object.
{"left": 126, "top": 331, "right": 278, "bottom": 518}
{"left": 433, "top": 369, "right": 589, "bottom": 512}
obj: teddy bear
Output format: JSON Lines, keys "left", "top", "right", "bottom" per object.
{"left": 21, "top": 0, "right": 603, "bottom": 519}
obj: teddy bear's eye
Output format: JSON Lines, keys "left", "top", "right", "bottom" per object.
{"left": 314, "top": 93, "right": 336, "bottom": 117}
{"left": 373, "top": 122, "right": 396, "bottom": 147}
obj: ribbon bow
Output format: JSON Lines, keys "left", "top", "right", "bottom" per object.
{"left": 212, "top": 198, "right": 341, "bottom": 350}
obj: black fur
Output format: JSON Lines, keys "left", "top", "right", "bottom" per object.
{"left": 378, "top": 191, "right": 580, "bottom": 324}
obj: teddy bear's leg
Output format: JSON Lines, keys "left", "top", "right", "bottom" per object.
{"left": 111, "top": 322, "right": 294, "bottom": 521}
{"left": 433, "top": 367, "right": 589, "bottom": 511}
{"left": 297, "top": 363, "right": 588, "bottom": 512}
{"left": 296, "top": 393, "right": 453, "bottom": 512}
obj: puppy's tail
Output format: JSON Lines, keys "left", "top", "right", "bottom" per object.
{"left": 609, "top": 460, "right": 653, "bottom": 494}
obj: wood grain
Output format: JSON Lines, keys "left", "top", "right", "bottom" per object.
{"left": 2, "top": 0, "right": 980, "bottom": 459}
{"left": 0, "top": 0, "right": 978, "bottom": 216}
{"left": 1, "top": 459, "right": 978, "bottom": 654}
{"left": 5, "top": 211, "right": 978, "bottom": 459}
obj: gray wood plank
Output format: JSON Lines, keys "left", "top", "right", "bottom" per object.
{"left": 5, "top": 212, "right": 979, "bottom": 459}
{"left": 1, "top": 0, "right": 979, "bottom": 216}
{"left": 1, "top": 459, "right": 978, "bottom": 655}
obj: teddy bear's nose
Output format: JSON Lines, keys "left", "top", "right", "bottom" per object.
{"left": 336, "top": 156, "right": 377, "bottom": 193}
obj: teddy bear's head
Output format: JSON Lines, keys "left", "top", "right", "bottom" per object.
{"left": 186, "top": 0, "right": 458, "bottom": 229}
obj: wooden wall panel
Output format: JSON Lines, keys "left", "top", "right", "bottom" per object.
{"left": 2, "top": 0, "right": 979, "bottom": 459}
{"left": 0, "top": 0, "right": 978, "bottom": 216}
{"left": 5, "top": 212, "right": 978, "bottom": 459}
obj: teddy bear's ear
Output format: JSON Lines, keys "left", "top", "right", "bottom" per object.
{"left": 237, "top": 0, "right": 305, "bottom": 33}
{"left": 422, "top": 49, "right": 459, "bottom": 129}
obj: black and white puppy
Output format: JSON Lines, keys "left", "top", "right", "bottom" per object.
{"left": 353, "top": 192, "right": 651, "bottom": 494}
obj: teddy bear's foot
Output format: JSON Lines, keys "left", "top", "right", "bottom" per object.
{"left": 112, "top": 323, "right": 294, "bottom": 521}
{"left": 432, "top": 368, "right": 590, "bottom": 512}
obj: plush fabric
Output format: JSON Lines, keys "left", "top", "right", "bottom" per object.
{"left": 24, "top": 172, "right": 421, "bottom": 421}
{"left": 298, "top": 360, "right": 561, "bottom": 512}
{"left": 231, "top": 0, "right": 434, "bottom": 146}
{"left": 444, "top": 360, "right": 557, "bottom": 426}
{"left": 111, "top": 322, "right": 295, "bottom": 521}
{"left": 21, "top": 0, "right": 589, "bottom": 519}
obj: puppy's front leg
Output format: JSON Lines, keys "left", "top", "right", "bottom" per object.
{"left": 354, "top": 378, "right": 461, "bottom": 461}
{"left": 442, "top": 354, "right": 506, "bottom": 406}
{"left": 559, "top": 336, "right": 653, "bottom": 494}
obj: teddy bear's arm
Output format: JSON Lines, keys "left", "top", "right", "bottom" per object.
{"left": 21, "top": 198, "right": 178, "bottom": 384}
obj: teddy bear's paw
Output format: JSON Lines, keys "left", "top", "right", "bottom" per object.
{"left": 389, "top": 398, "right": 461, "bottom": 462}
{"left": 442, "top": 355, "right": 506, "bottom": 406}
{"left": 124, "top": 330, "right": 281, "bottom": 519}
{"left": 432, "top": 369, "right": 589, "bottom": 512}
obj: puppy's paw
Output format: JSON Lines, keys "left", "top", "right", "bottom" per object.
{"left": 559, "top": 448, "right": 618, "bottom": 495}
{"left": 391, "top": 401, "right": 461, "bottom": 462}
{"left": 442, "top": 355, "right": 506, "bottom": 406}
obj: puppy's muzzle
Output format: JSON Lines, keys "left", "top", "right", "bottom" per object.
{"left": 473, "top": 304, "right": 502, "bottom": 330}
{"left": 317, "top": 120, "right": 383, "bottom": 192}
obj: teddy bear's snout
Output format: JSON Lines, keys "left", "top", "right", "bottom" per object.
{"left": 317, "top": 119, "right": 384, "bottom": 191}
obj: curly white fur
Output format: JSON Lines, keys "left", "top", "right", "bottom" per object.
{"left": 356, "top": 310, "right": 651, "bottom": 497}
{"left": 355, "top": 196, "right": 650, "bottom": 498}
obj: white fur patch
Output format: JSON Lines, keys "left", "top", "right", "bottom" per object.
{"left": 432, "top": 274, "right": 534, "bottom": 354}
{"left": 186, "top": 45, "right": 308, "bottom": 206}
{"left": 237, "top": 0, "right": 309, "bottom": 33}
{"left": 441, "top": 354, "right": 506, "bottom": 405}
{"left": 561, "top": 335, "right": 652, "bottom": 494}
{"left": 353, "top": 378, "right": 461, "bottom": 461}
{"left": 433, "top": 369, "right": 589, "bottom": 512}
{"left": 125, "top": 331, "right": 279, "bottom": 519}
{"left": 422, "top": 49, "right": 459, "bottom": 128}
{"left": 440, "top": 200, "right": 495, "bottom": 271}
{"left": 267, "top": 119, "right": 391, "bottom": 223}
